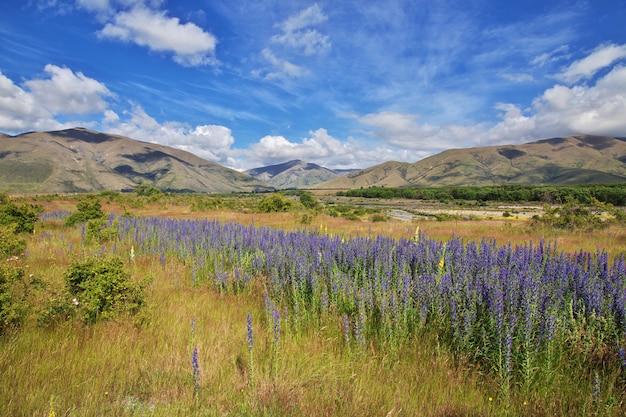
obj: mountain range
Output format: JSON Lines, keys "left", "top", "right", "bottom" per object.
{"left": 1, "top": 129, "right": 625, "bottom": 194}
{"left": 314, "top": 134, "right": 626, "bottom": 189}
{"left": 0, "top": 128, "right": 272, "bottom": 194}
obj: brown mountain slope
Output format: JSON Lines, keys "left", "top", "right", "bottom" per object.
{"left": 0, "top": 128, "right": 273, "bottom": 194}
{"left": 314, "top": 135, "right": 626, "bottom": 189}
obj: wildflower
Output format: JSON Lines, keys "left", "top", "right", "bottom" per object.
{"left": 246, "top": 313, "right": 253, "bottom": 352}
{"left": 592, "top": 372, "right": 601, "bottom": 401}
{"left": 72, "top": 298, "right": 79, "bottom": 306}
{"left": 272, "top": 307, "right": 281, "bottom": 347}
{"left": 192, "top": 347, "right": 201, "bottom": 394}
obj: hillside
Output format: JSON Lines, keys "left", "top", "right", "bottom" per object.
{"left": 0, "top": 128, "right": 273, "bottom": 194}
{"left": 245, "top": 159, "right": 340, "bottom": 189}
{"left": 314, "top": 135, "right": 626, "bottom": 189}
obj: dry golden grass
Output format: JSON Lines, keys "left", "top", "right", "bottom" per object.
{"left": 4, "top": 195, "right": 624, "bottom": 416}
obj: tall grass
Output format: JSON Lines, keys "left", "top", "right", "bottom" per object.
{"left": 2, "top": 203, "right": 626, "bottom": 416}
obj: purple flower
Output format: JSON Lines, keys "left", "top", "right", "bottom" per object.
{"left": 246, "top": 313, "right": 254, "bottom": 352}
{"left": 192, "top": 347, "right": 200, "bottom": 394}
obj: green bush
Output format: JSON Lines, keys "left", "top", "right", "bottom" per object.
{"left": 299, "top": 192, "right": 319, "bottom": 209}
{"left": 64, "top": 256, "right": 147, "bottom": 324}
{"left": 0, "top": 224, "right": 26, "bottom": 258}
{"left": 258, "top": 194, "right": 294, "bottom": 213}
{"left": 0, "top": 261, "right": 29, "bottom": 334}
{"left": 0, "top": 193, "right": 42, "bottom": 234}
{"left": 65, "top": 197, "right": 105, "bottom": 226}
{"left": 85, "top": 218, "right": 119, "bottom": 243}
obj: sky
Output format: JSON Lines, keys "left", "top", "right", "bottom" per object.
{"left": 1, "top": 0, "right": 626, "bottom": 171}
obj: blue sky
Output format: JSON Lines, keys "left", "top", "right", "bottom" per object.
{"left": 1, "top": 0, "right": 626, "bottom": 170}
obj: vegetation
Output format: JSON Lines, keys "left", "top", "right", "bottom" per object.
{"left": 2, "top": 192, "right": 626, "bottom": 416}
{"left": 341, "top": 183, "right": 626, "bottom": 205}
{"left": 0, "top": 193, "right": 42, "bottom": 233}
{"left": 257, "top": 193, "right": 295, "bottom": 213}
{"left": 65, "top": 196, "right": 105, "bottom": 226}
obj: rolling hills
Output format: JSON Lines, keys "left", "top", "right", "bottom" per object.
{"left": 313, "top": 135, "right": 626, "bottom": 189}
{"left": 0, "top": 128, "right": 273, "bottom": 194}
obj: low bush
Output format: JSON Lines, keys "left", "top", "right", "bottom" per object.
{"left": 61, "top": 256, "right": 147, "bottom": 324}
{"left": 65, "top": 197, "right": 105, "bottom": 226}
{"left": 0, "top": 259, "right": 30, "bottom": 334}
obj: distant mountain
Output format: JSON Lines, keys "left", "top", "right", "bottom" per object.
{"left": 314, "top": 134, "right": 626, "bottom": 189}
{"left": 245, "top": 159, "right": 346, "bottom": 189}
{"left": 0, "top": 128, "right": 274, "bottom": 194}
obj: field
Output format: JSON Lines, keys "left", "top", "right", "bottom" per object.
{"left": 2, "top": 192, "right": 626, "bottom": 416}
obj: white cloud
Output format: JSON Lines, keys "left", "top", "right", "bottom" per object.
{"left": 259, "top": 48, "right": 308, "bottom": 80}
{"left": 244, "top": 128, "right": 417, "bottom": 169}
{"left": 534, "top": 65, "right": 626, "bottom": 135}
{"left": 271, "top": 3, "right": 330, "bottom": 56}
{"left": 531, "top": 44, "right": 570, "bottom": 67}
{"left": 558, "top": 43, "right": 626, "bottom": 84}
{"left": 356, "top": 61, "right": 626, "bottom": 152}
{"left": 24, "top": 64, "right": 112, "bottom": 115}
{"left": 76, "top": 0, "right": 112, "bottom": 13}
{"left": 106, "top": 105, "right": 236, "bottom": 164}
{"left": 0, "top": 65, "right": 112, "bottom": 133}
{"left": 97, "top": 6, "right": 217, "bottom": 66}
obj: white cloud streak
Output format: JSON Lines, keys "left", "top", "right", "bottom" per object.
{"left": 558, "top": 43, "right": 626, "bottom": 84}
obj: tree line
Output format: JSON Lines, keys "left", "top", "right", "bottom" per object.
{"left": 339, "top": 183, "right": 626, "bottom": 206}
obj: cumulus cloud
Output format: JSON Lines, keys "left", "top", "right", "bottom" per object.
{"left": 25, "top": 64, "right": 112, "bottom": 114}
{"left": 534, "top": 65, "right": 626, "bottom": 135}
{"left": 105, "top": 105, "right": 236, "bottom": 165}
{"left": 0, "top": 65, "right": 112, "bottom": 132}
{"left": 271, "top": 3, "right": 330, "bottom": 56}
{"left": 98, "top": 6, "right": 217, "bottom": 66}
{"left": 558, "top": 43, "right": 626, "bottom": 84}
{"left": 244, "top": 128, "right": 419, "bottom": 169}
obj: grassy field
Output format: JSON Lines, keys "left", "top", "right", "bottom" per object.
{"left": 2, "top": 193, "right": 626, "bottom": 416}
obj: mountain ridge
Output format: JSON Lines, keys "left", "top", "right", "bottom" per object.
{"left": 245, "top": 159, "right": 350, "bottom": 189}
{"left": 0, "top": 128, "right": 273, "bottom": 194}
{"left": 313, "top": 134, "right": 626, "bottom": 189}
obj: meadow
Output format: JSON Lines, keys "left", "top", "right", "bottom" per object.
{"left": 2, "top": 192, "right": 626, "bottom": 416}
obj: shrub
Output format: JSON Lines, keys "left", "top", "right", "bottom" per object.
{"left": 0, "top": 193, "right": 42, "bottom": 234}
{"left": 299, "top": 192, "right": 319, "bottom": 209}
{"left": 65, "top": 197, "right": 105, "bottom": 226}
{"left": 531, "top": 198, "right": 624, "bottom": 231}
{"left": 258, "top": 194, "right": 294, "bottom": 213}
{"left": 0, "top": 260, "right": 29, "bottom": 334}
{"left": 64, "top": 256, "right": 146, "bottom": 324}
{"left": 0, "top": 224, "right": 26, "bottom": 258}
{"left": 85, "top": 218, "right": 118, "bottom": 243}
